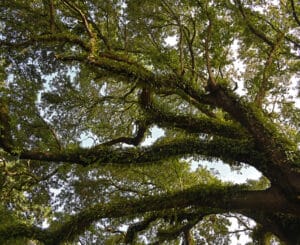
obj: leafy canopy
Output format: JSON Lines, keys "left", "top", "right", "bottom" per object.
{"left": 0, "top": 0, "right": 300, "bottom": 244}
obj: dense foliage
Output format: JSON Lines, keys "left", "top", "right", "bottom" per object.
{"left": 0, "top": 0, "right": 300, "bottom": 244}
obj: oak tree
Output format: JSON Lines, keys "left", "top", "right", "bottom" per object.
{"left": 0, "top": 0, "right": 300, "bottom": 244}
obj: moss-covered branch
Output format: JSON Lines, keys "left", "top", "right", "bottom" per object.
{"left": 157, "top": 216, "right": 202, "bottom": 243}
{"left": 1, "top": 186, "right": 297, "bottom": 245}
{"left": 17, "top": 137, "right": 260, "bottom": 168}
{"left": 0, "top": 33, "right": 91, "bottom": 51}
{"left": 246, "top": 211, "right": 300, "bottom": 245}
{"left": 150, "top": 109, "right": 248, "bottom": 139}
{"left": 0, "top": 223, "right": 51, "bottom": 244}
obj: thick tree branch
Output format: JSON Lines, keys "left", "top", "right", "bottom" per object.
{"left": 0, "top": 34, "right": 90, "bottom": 52}
{"left": 57, "top": 54, "right": 159, "bottom": 89}
{"left": 1, "top": 186, "right": 297, "bottom": 244}
{"left": 11, "top": 135, "right": 299, "bottom": 199}
{"left": 147, "top": 104, "right": 248, "bottom": 139}
{"left": 247, "top": 211, "right": 300, "bottom": 245}
{"left": 138, "top": 85, "right": 245, "bottom": 139}
{"left": 16, "top": 137, "right": 260, "bottom": 169}
{"left": 207, "top": 88, "right": 300, "bottom": 196}
{"left": 0, "top": 223, "right": 50, "bottom": 244}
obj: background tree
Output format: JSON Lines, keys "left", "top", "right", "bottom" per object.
{"left": 0, "top": 0, "right": 300, "bottom": 244}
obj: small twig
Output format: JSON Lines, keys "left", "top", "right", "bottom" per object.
{"left": 61, "top": 0, "right": 94, "bottom": 38}
{"left": 61, "top": 0, "right": 98, "bottom": 55}
{"left": 234, "top": 0, "right": 274, "bottom": 47}
{"left": 204, "top": 18, "right": 218, "bottom": 91}
{"left": 49, "top": 0, "right": 55, "bottom": 33}
{"left": 290, "top": 0, "right": 300, "bottom": 26}
{"left": 36, "top": 112, "right": 62, "bottom": 150}
{"left": 255, "top": 33, "right": 284, "bottom": 105}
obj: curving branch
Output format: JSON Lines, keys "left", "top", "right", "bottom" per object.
{"left": 57, "top": 54, "right": 158, "bottom": 89}
{"left": 87, "top": 17, "right": 111, "bottom": 50}
{"left": 10, "top": 135, "right": 299, "bottom": 198}
{"left": 145, "top": 103, "right": 248, "bottom": 139}
{"left": 0, "top": 186, "right": 297, "bottom": 245}
{"left": 30, "top": 138, "right": 263, "bottom": 174}
{"left": 0, "top": 33, "right": 91, "bottom": 52}
{"left": 16, "top": 137, "right": 259, "bottom": 167}
{"left": 101, "top": 120, "right": 150, "bottom": 146}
